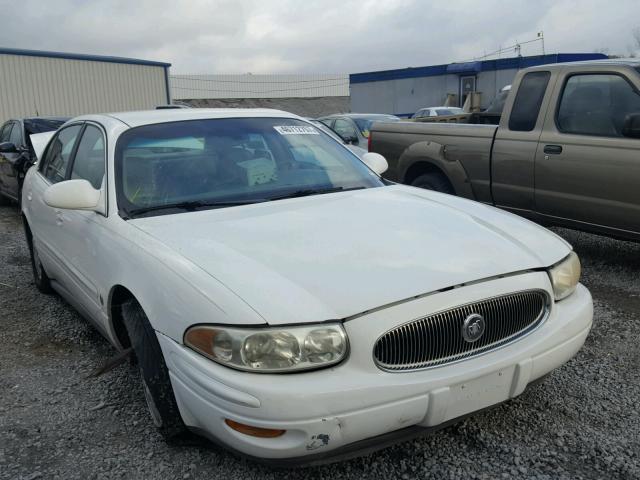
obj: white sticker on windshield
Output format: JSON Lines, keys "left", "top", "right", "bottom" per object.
{"left": 274, "top": 125, "right": 319, "bottom": 135}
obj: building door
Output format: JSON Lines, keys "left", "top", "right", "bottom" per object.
{"left": 460, "top": 76, "right": 476, "bottom": 107}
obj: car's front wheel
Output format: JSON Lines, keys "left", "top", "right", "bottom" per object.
{"left": 122, "top": 299, "right": 187, "bottom": 440}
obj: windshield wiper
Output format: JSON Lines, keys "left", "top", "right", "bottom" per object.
{"left": 126, "top": 199, "right": 263, "bottom": 218}
{"left": 269, "top": 186, "right": 366, "bottom": 201}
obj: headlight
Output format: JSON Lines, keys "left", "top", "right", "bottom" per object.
{"left": 548, "top": 251, "right": 581, "bottom": 301}
{"left": 184, "top": 324, "right": 348, "bottom": 373}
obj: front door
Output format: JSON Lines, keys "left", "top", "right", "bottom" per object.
{"left": 535, "top": 71, "right": 640, "bottom": 237}
{"left": 0, "top": 122, "right": 23, "bottom": 199}
{"left": 54, "top": 123, "right": 108, "bottom": 322}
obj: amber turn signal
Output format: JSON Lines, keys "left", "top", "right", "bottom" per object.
{"left": 224, "top": 419, "right": 286, "bottom": 438}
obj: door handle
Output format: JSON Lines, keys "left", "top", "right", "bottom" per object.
{"left": 543, "top": 145, "right": 563, "bottom": 155}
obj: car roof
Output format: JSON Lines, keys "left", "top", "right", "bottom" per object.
{"left": 71, "top": 108, "right": 303, "bottom": 128}
{"left": 322, "top": 113, "right": 399, "bottom": 119}
{"left": 8, "top": 116, "right": 70, "bottom": 123}
{"left": 527, "top": 58, "right": 640, "bottom": 72}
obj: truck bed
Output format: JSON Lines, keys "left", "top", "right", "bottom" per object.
{"left": 370, "top": 122, "right": 498, "bottom": 203}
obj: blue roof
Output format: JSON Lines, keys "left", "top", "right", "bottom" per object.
{"left": 350, "top": 53, "right": 607, "bottom": 84}
{"left": 0, "top": 47, "right": 171, "bottom": 68}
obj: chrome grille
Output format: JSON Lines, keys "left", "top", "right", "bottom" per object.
{"left": 373, "top": 290, "right": 549, "bottom": 371}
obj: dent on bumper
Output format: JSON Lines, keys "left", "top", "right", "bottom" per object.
{"left": 157, "top": 281, "right": 593, "bottom": 463}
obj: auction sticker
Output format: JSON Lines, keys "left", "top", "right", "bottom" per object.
{"left": 274, "top": 125, "right": 319, "bottom": 135}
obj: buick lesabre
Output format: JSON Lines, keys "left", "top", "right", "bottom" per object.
{"left": 21, "top": 109, "right": 592, "bottom": 465}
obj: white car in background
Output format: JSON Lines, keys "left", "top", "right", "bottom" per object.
{"left": 412, "top": 107, "right": 465, "bottom": 119}
{"left": 21, "top": 108, "right": 592, "bottom": 465}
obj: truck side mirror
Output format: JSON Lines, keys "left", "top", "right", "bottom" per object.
{"left": 622, "top": 113, "right": 640, "bottom": 139}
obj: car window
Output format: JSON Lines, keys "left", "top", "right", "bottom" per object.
{"left": 557, "top": 73, "right": 640, "bottom": 137}
{"left": 9, "top": 122, "right": 22, "bottom": 146}
{"left": 319, "top": 118, "right": 334, "bottom": 129}
{"left": 435, "top": 108, "right": 463, "bottom": 116}
{"left": 115, "top": 117, "right": 383, "bottom": 217}
{"left": 70, "top": 125, "right": 106, "bottom": 189}
{"left": 41, "top": 125, "right": 83, "bottom": 184}
{"left": 333, "top": 118, "right": 358, "bottom": 140}
{"left": 508, "top": 71, "right": 550, "bottom": 132}
{"left": 353, "top": 116, "right": 400, "bottom": 136}
{"left": 0, "top": 123, "right": 12, "bottom": 143}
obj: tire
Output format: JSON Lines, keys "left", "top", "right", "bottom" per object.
{"left": 122, "top": 299, "right": 187, "bottom": 440}
{"left": 0, "top": 192, "right": 11, "bottom": 206}
{"left": 410, "top": 172, "right": 454, "bottom": 194}
{"left": 28, "top": 236, "right": 53, "bottom": 294}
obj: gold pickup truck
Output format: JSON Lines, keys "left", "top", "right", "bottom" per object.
{"left": 369, "top": 59, "right": 640, "bottom": 241}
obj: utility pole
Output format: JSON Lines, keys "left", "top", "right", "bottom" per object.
{"left": 538, "top": 31, "right": 545, "bottom": 55}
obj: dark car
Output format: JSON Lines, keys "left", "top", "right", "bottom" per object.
{"left": 0, "top": 117, "right": 68, "bottom": 205}
{"left": 317, "top": 113, "right": 401, "bottom": 148}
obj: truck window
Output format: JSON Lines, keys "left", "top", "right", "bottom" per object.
{"left": 508, "top": 71, "right": 550, "bottom": 132}
{"left": 556, "top": 73, "right": 640, "bottom": 137}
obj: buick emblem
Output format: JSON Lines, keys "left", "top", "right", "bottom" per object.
{"left": 462, "top": 313, "right": 485, "bottom": 343}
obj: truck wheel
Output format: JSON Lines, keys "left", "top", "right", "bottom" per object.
{"left": 411, "top": 172, "right": 454, "bottom": 194}
{"left": 122, "top": 299, "right": 187, "bottom": 441}
{"left": 28, "top": 238, "right": 53, "bottom": 294}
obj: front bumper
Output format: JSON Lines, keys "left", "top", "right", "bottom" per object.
{"left": 157, "top": 272, "right": 593, "bottom": 464}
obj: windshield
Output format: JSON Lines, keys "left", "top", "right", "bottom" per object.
{"left": 485, "top": 90, "right": 510, "bottom": 113}
{"left": 115, "top": 117, "right": 383, "bottom": 217}
{"left": 353, "top": 116, "right": 400, "bottom": 136}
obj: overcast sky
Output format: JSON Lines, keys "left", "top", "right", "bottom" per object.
{"left": 0, "top": 0, "right": 639, "bottom": 74}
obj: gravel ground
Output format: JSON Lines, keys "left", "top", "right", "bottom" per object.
{"left": 1, "top": 204, "right": 639, "bottom": 479}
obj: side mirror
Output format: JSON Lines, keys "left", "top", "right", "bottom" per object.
{"left": 362, "top": 152, "right": 388, "bottom": 175}
{"left": 341, "top": 133, "right": 358, "bottom": 144}
{"left": 44, "top": 179, "right": 101, "bottom": 211}
{"left": 622, "top": 113, "right": 640, "bottom": 139}
{"left": 0, "top": 142, "right": 18, "bottom": 153}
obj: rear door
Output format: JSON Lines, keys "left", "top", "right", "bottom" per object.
{"left": 26, "top": 124, "right": 83, "bottom": 282}
{"left": 491, "top": 70, "right": 554, "bottom": 215}
{"left": 535, "top": 67, "right": 640, "bottom": 237}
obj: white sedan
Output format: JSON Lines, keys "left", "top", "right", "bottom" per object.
{"left": 21, "top": 109, "right": 592, "bottom": 465}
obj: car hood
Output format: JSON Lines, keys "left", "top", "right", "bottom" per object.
{"left": 131, "top": 185, "right": 570, "bottom": 325}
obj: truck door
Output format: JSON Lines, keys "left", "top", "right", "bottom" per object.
{"left": 491, "top": 70, "right": 553, "bottom": 215}
{"left": 535, "top": 69, "right": 640, "bottom": 237}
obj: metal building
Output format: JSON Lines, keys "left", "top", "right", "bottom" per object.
{"left": 170, "top": 74, "right": 349, "bottom": 99}
{"left": 0, "top": 48, "right": 171, "bottom": 123}
{"left": 350, "top": 53, "right": 607, "bottom": 117}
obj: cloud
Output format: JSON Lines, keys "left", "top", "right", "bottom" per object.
{"left": 0, "top": 0, "right": 638, "bottom": 73}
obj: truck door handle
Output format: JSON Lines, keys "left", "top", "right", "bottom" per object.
{"left": 543, "top": 145, "right": 563, "bottom": 155}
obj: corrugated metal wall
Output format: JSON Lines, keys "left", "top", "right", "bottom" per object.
{"left": 0, "top": 54, "right": 168, "bottom": 123}
{"left": 170, "top": 74, "right": 349, "bottom": 99}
